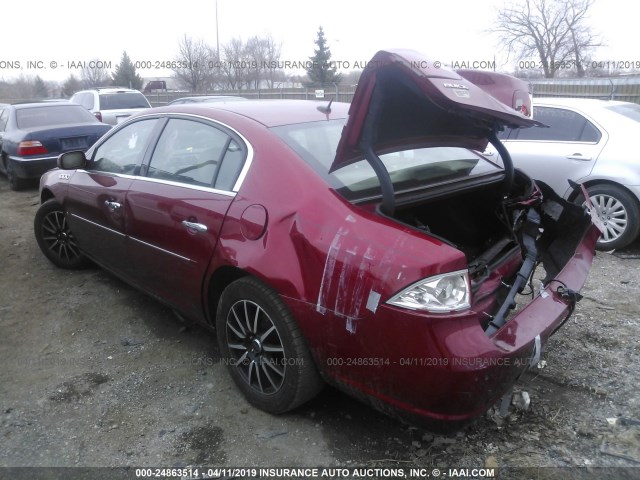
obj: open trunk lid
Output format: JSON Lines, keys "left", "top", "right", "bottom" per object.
{"left": 331, "top": 49, "right": 541, "bottom": 172}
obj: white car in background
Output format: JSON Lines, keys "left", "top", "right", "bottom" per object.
{"left": 485, "top": 97, "right": 640, "bottom": 250}
{"left": 70, "top": 87, "right": 151, "bottom": 125}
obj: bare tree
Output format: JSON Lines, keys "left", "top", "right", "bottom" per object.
{"left": 220, "top": 38, "right": 250, "bottom": 90}
{"left": 491, "top": 0, "right": 601, "bottom": 78}
{"left": 81, "top": 59, "right": 111, "bottom": 87}
{"left": 262, "top": 35, "right": 283, "bottom": 88}
{"left": 172, "top": 35, "right": 216, "bottom": 92}
{"left": 3, "top": 75, "right": 36, "bottom": 100}
{"left": 243, "top": 34, "right": 283, "bottom": 89}
{"left": 245, "top": 36, "right": 268, "bottom": 89}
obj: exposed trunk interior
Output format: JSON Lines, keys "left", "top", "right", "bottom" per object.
{"left": 393, "top": 182, "right": 515, "bottom": 265}
{"left": 382, "top": 173, "right": 595, "bottom": 333}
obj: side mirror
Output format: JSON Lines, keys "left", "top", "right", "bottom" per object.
{"left": 57, "top": 151, "right": 87, "bottom": 170}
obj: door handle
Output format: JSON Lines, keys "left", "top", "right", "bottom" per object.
{"left": 182, "top": 220, "right": 208, "bottom": 233}
{"left": 566, "top": 153, "right": 592, "bottom": 161}
{"left": 104, "top": 200, "right": 121, "bottom": 210}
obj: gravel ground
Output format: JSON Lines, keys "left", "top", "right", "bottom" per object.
{"left": 1, "top": 179, "right": 639, "bottom": 479}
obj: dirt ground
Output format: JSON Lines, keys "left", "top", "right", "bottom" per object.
{"left": 1, "top": 179, "right": 639, "bottom": 479}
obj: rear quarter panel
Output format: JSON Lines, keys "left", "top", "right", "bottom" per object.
{"left": 206, "top": 119, "right": 468, "bottom": 363}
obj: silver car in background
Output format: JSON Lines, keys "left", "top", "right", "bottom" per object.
{"left": 485, "top": 97, "right": 640, "bottom": 250}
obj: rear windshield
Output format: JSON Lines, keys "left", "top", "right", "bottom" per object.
{"left": 98, "top": 92, "right": 150, "bottom": 110}
{"left": 272, "top": 119, "right": 502, "bottom": 201}
{"left": 606, "top": 103, "right": 640, "bottom": 123}
{"left": 16, "top": 105, "right": 98, "bottom": 129}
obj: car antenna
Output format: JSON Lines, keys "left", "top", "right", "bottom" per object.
{"left": 317, "top": 97, "right": 333, "bottom": 114}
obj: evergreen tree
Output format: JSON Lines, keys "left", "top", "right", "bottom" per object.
{"left": 112, "top": 51, "right": 143, "bottom": 90}
{"left": 306, "top": 27, "right": 342, "bottom": 86}
{"left": 61, "top": 74, "right": 82, "bottom": 98}
{"left": 33, "top": 76, "right": 48, "bottom": 98}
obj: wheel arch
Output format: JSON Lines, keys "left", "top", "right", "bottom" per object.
{"left": 40, "top": 187, "right": 55, "bottom": 204}
{"left": 205, "top": 265, "right": 249, "bottom": 327}
{"left": 567, "top": 178, "right": 640, "bottom": 209}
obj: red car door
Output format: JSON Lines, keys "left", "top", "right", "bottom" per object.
{"left": 65, "top": 118, "right": 160, "bottom": 274}
{"left": 124, "top": 117, "right": 248, "bottom": 319}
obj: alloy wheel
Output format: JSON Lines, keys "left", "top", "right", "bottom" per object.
{"left": 41, "top": 210, "right": 83, "bottom": 263}
{"left": 587, "top": 193, "right": 628, "bottom": 244}
{"left": 225, "top": 300, "right": 286, "bottom": 395}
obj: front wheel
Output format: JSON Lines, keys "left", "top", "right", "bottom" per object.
{"left": 34, "top": 199, "right": 90, "bottom": 269}
{"left": 576, "top": 184, "right": 640, "bottom": 250}
{"left": 216, "top": 277, "right": 323, "bottom": 413}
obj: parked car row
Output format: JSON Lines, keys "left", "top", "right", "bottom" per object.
{"left": 3, "top": 91, "right": 639, "bottom": 249}
{"left": 31, "top": 50, "right": 601, "bottom": 430}
{"left": 0, "top": 92, "right": 253, "bottom": 191}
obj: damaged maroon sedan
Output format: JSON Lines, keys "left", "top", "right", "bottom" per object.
{"left": 34, "top": 50, "right": 600, "bottom": 429}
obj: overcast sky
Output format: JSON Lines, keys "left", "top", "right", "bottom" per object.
{"left": 1, "top": 0, "right": 636, "bottom": 83}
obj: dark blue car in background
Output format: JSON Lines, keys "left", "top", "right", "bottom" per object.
{"left": 0, "top": 102, "right": 111, "bottom": 190}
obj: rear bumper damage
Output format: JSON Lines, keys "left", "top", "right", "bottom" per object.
{"left": 322, "top": 186, "right": 600, "bottom": 429}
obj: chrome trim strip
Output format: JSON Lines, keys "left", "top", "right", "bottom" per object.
{"left": 74, "top": 170, "right": 138, "bottom": 181}
{"left": 71, "top": 214, "right": 195, "bottom": 263}
{"left": 133, "top": 176, "right": 237, "bottom": 197}
{"left": 70, "top": 214, "right": 126, "bottom": 237}
{"left": 128, "top": 236, "right": 194, "bottom": 263}
{"left": 73, "top": 170, "right": 237, "bottom": 197}
{"left": 9, "top": 155, "right": 57, "bottom": 162}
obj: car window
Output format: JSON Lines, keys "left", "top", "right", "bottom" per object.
{"left": 71, "top": 93, "right": 94, "bottom": 110}
{"left": 98, "top": 92, "right": 150, "bottom": 110}
{"left": 0, "top": 109, "right": 9, "bottom": 131}
{"left": 15, "top": 105, "right": 98, "bottom": 128}
{"left": 148, "top": 119, "right": 234, "bottom": 188}
{"left": 91, "top": 119, "right": 159, "bottom": 174}
{"left": 273, "top": 119, "right": 502, "bottom": 201}
{"left": 214, "top": 138, "right": 245, "bottom": 190}
{"left": 515, "top": 106, "right": 601, "bottom": 142}
{"left": 86, "top": 93, "right": 95, "bottom": 110}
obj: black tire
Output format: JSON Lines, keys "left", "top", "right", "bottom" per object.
{"left": 4, "top": 157, "right": 27, "bottom": 191}
{"left": 34, "top": 199, "right": 90, "bottom": 269}
{"left": 576, "top": 184, "right": 640, "bottom": 250}
{"left": 216, "top": 277, "right": 323, "bottom": 413}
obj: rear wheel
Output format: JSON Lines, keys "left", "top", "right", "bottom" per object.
{"left": 34, "top": 199, "right": 90, "bottom": 269}
{"left": 216, "top": 277, "right": 323, "bottom": 413}
{"left": 577, "top": 184, "right": 640, "bottom": 250}
{"left": 4, "top": 157, "right": 27, "bottom": 191}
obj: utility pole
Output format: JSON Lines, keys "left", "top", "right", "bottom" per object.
{"left": 216, "top": 0, "right": 220, "bottom": 62}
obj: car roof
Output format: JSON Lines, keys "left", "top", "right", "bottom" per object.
{"left": 151, "top": 99, "right": 351, "bottom": 127}
{"left": 77, "top": 87, "right": 142, "bottom": 94}
{"left": 11, "top": 102, "right": 86, "bottom": 110}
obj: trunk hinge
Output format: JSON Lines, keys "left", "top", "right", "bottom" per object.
{"left": 488, "top": 130, "right": 514, "bottom": 195}
{"left": 364, "top": 146, "right": 395, "bottom": 216}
